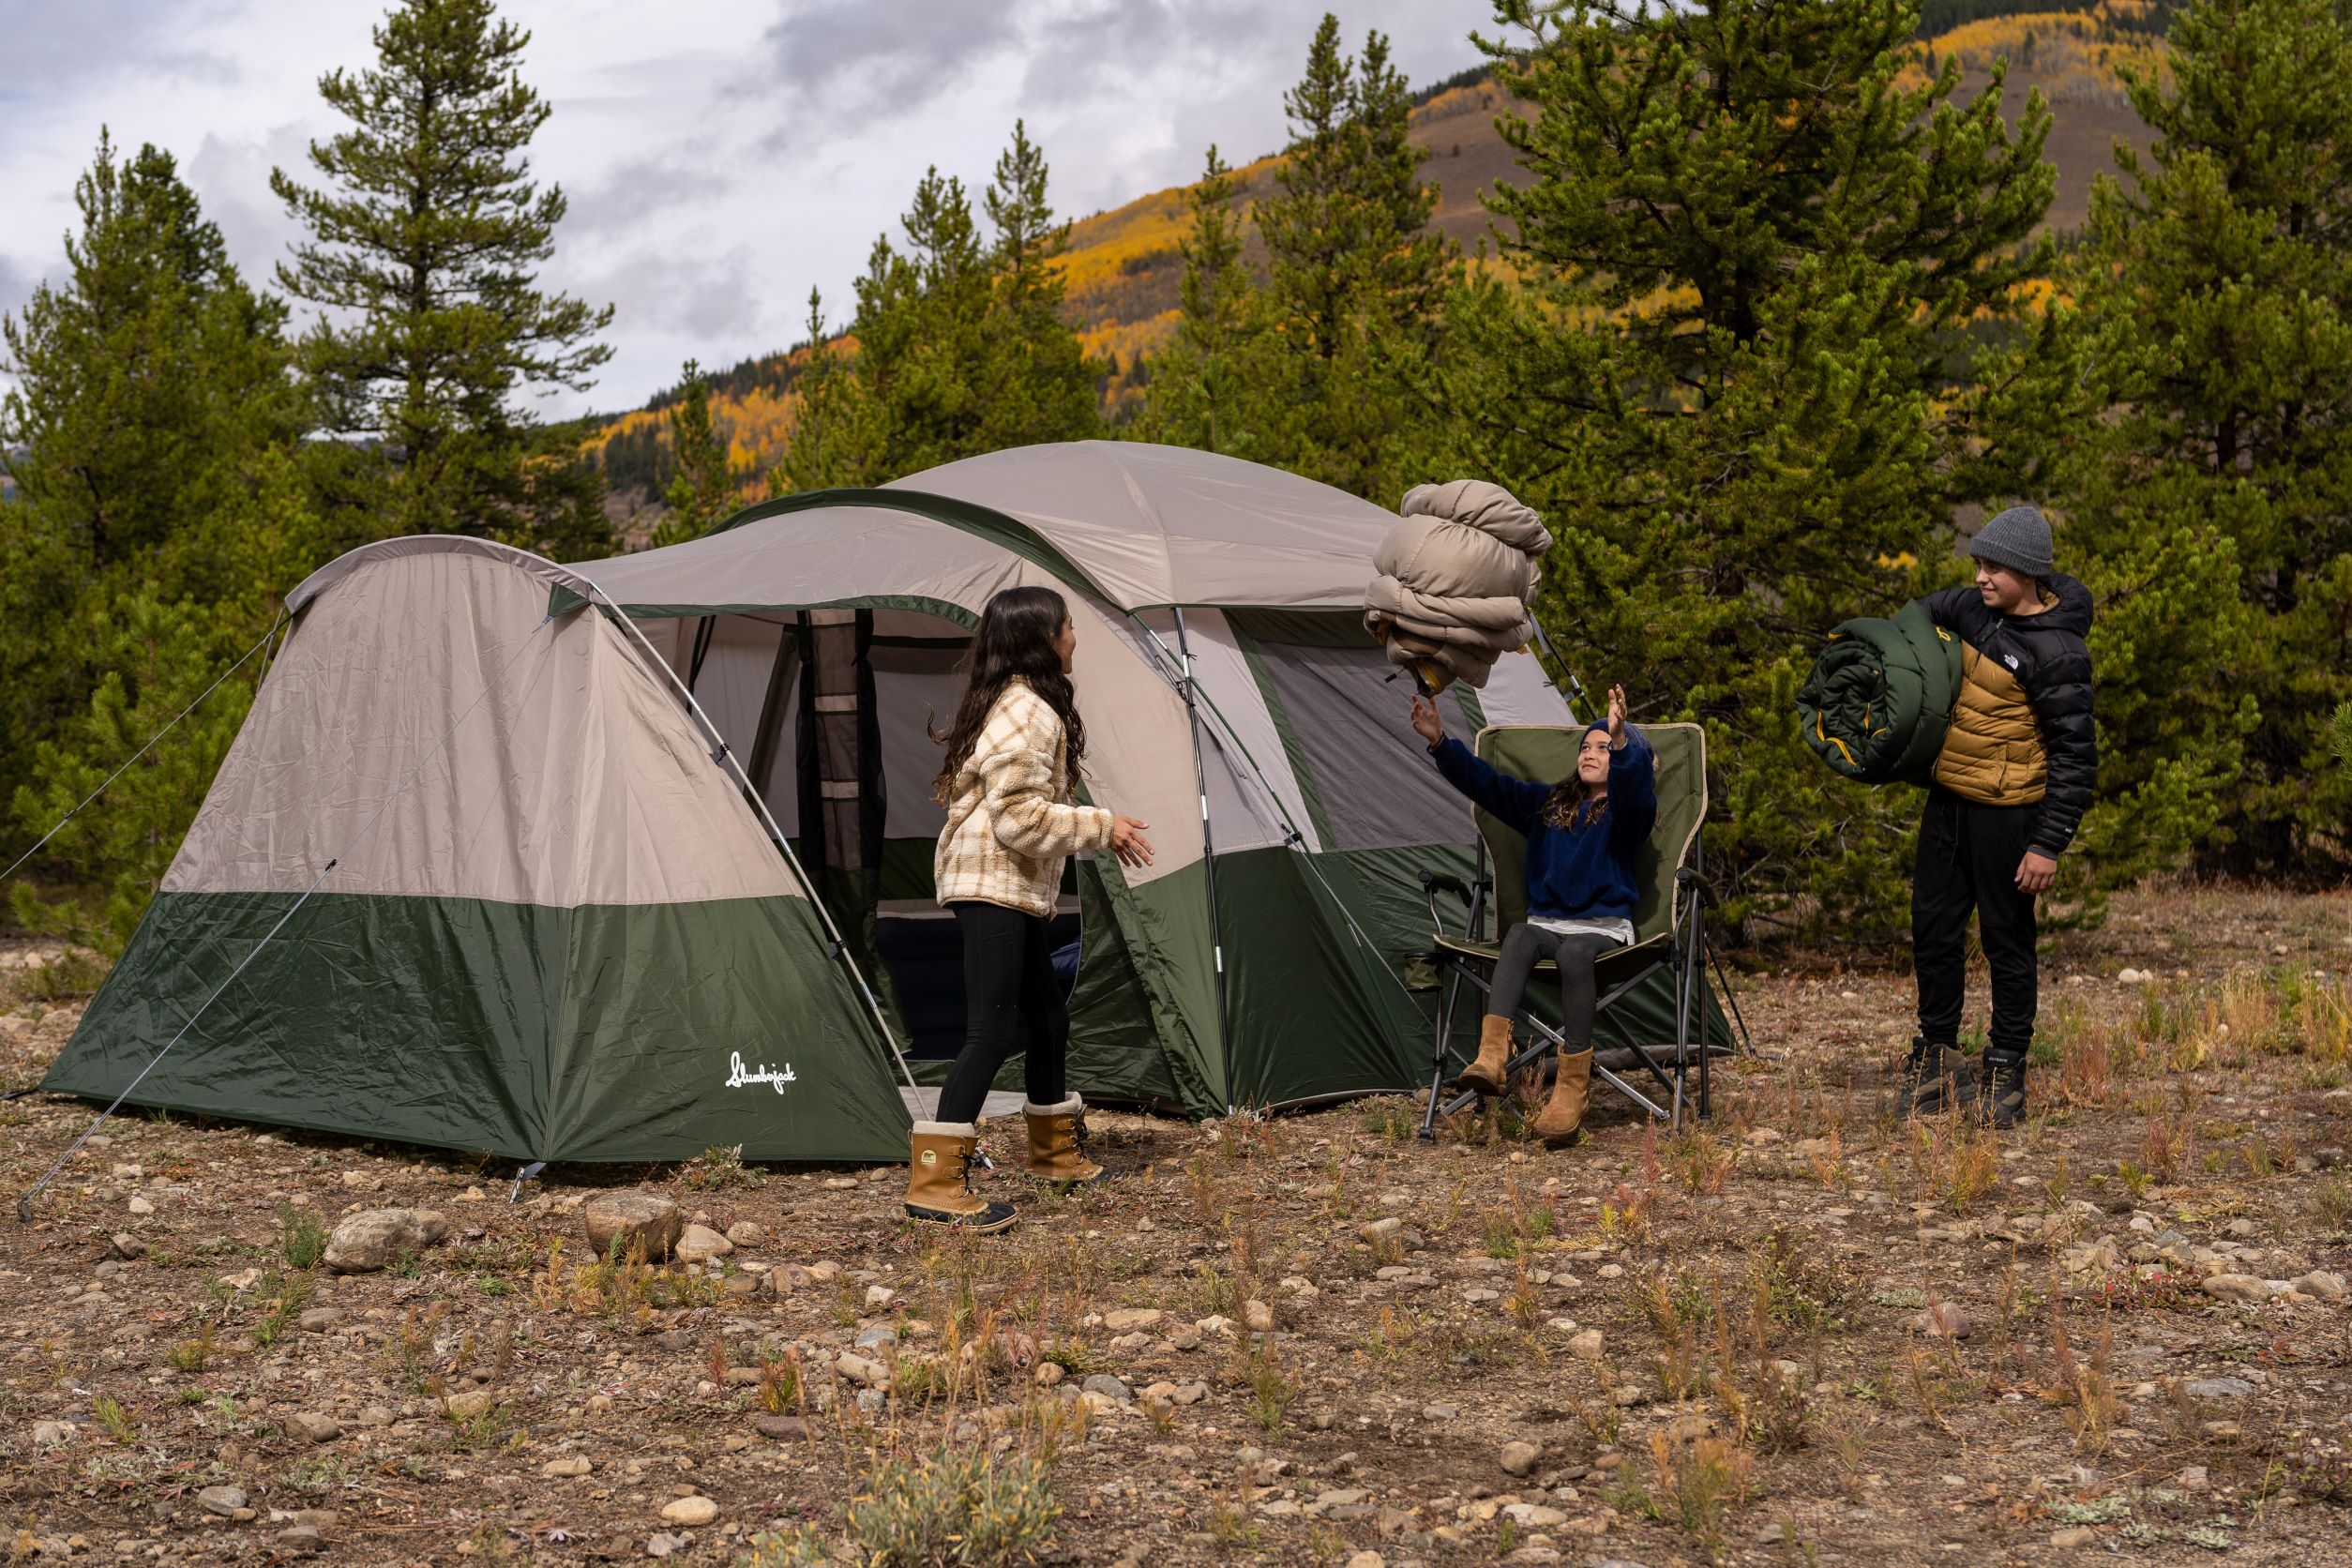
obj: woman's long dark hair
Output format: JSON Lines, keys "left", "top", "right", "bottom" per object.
{"left": 931, "top": 586, "right": 1085, "bottom": 803}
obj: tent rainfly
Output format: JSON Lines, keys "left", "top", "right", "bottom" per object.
{"left": 42, "top": 537, "right": 914, "bottom": 1163}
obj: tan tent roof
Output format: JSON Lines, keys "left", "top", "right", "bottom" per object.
{"left": 571, "top": 442, "right": 1404, "bottom": 615}
{"left": 882, "top": 442, "right": 1400, "bottom": 610}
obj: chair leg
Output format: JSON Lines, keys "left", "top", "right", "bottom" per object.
{"left": 1418, "top": 961, "right": 1466, "bottom": 1142}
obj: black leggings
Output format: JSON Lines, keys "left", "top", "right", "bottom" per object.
{"left": 936, "top": 901, "right": 1068, "bottom": 1124}
{"left": 1486, "top": 924, "right": 1618, "bottom": 1053}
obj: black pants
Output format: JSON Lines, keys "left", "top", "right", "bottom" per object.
{"left": 1912, "top": 788, "right": 2040, "bottom": 1063}
{"left": 937, "top": 901, "right": 1068, "bottom": 1124}
{"left": 1487, "top": 924, "right": 1619, "bottom": 1052}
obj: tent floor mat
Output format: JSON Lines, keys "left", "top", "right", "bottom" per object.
{"left": 898, "top": 1087, "right": 1029, "bottom": 1123}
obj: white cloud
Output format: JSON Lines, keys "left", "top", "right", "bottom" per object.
{"left": 0, "top": 0, "right": 1491, "bottom": 415}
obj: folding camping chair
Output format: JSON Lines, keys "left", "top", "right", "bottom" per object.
{"left": 1414, "top": 723, "right": 1733, "bottom": 1138}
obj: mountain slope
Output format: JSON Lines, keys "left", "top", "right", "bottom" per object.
{"left": 590, "top": 8, "right": 2159, "bottom": 522}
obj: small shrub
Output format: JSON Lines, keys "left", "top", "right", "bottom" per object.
{"left": 167, "top": 1324, "right": 215, "bottom": 1374}
{"left": 684, "top": 1142, "right": 756, "bottom": 1190}
{"left": 278, "top": 1203, "right": 327, "bottom": 1271}
{"left": 93, "top": 1395, "right": 135, "bottom": 1443}
{"left": 843, "top": 1442, "right": 1058, "bottom": 1568}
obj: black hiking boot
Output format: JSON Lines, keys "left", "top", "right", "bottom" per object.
{"left": 1892, "top": 1038, "right": 1977, "bottom": 1119}
{"left": 1978, "top": 1053, "right": 2027, "bottom": 1128}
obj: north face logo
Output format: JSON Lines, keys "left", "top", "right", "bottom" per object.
{"left": 2003, "top": 654, "right": 2020, "bottom": 670}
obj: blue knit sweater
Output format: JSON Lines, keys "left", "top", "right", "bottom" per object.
{"left": 1432, "top": 730, "right": 1657, "bottom": 924}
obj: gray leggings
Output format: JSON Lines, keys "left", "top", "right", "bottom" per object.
{"left": 1486, "top": 925, "right": 1618, "bottom": 1052}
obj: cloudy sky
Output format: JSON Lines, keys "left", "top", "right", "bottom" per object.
{"left": 0, "top": 0, "right": 1493, "bottom": 416}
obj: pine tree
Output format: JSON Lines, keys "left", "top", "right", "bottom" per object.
{"left": 2046, "top": 0, "right": 2352, "bottom": 878}
{"left": 1253, "top": 16, "right": 1455, "bottom": 499}
{"left": 271, "top": 0, "right": 615, "bottom": 556}
{"left": 1138, "top": 145, "right": 1284, "bottom": 456}
{"left": 647, "top": 360, "right": 737, "bottom": 547}
{"left": 0, "top": 136, "right": 306, "bottom": 839}
{"left": 780, "top": 126, "right": 1098, "bottom": 488}
{"left": 0, "top": 135, "right": 314, "bottom": 942}
{"left": 1439, "top": 0, "right": 2056, "bottom": 941}
{"left": 976, "top": 121, "right": 1101, "bottom": 454}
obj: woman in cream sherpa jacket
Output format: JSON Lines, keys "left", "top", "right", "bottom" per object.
{"left": 908, "top": 586, "right": 1153, "bottom": 1233}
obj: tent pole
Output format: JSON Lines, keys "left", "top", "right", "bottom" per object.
{"left": 1169, "top": 610, "right": 1237, "bottom": 1114}
{"left": 1525, "top": 611, "right": 1588, "bottom": 725}
{"left": 576, "top": 580, "right": 917, "bottom": 1093}
{"left": 1123, "top": 610, "right": 1421, "bottom": 1009}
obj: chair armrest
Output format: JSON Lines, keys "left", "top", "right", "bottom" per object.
{"left": 1419, "top": 870, "right": 1483, "bottom": 902}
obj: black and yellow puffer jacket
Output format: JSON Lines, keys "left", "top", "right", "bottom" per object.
{"left": 1917, "top": 574, "right": 2097, "bottom": 855}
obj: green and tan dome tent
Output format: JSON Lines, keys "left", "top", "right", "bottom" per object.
{"left": 43, "top": 536, "right": 914, "bottom": 1163}
{"left": 563, "top": 441, "right": 1581, "bottom": 1116}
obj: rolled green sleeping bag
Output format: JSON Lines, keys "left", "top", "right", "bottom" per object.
{"left": 1796, "top": 599, "right": 1963, "bottom": 785}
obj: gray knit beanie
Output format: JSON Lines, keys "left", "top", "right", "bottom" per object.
{"left": 1968, "top": 505, "right": 2055, "bottom": 579}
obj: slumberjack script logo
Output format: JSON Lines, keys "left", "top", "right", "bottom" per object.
{"left": 725, "top": 1052, "right": 797, "bottom": 1093}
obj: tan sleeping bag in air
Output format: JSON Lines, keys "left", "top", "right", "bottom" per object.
{"left": 1364, "top": 480, "right": 1552, "bottom": 691}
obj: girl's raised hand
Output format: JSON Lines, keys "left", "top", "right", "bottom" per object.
{"left": 1606, "top": 684, "right": 1628, "bottom": 746}
{"left": 1109, "top": 816, "right": 1155, "bottom": 869}
{"left": 1410, "top": 694, "right": 1444, "bottom": 746}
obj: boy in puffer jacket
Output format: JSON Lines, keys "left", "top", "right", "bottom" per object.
{"left": 1899, "top": 505, "right": 2096, "bottom": 1127}
{"left": 1364, "top": 481, "right": 1553, "bottom": 691}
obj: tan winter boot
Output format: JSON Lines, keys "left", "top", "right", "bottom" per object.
{"left": 1454, "top": 1015, "right": 1515, "bottom": 1096}
{"left": 1530, "top": 1048, "right": 1593, "bottom": 1148}
{"left": 1024, "top": 1095, "right": 1105, "bottom": 1185}
{"left": 903, "top": 1123, "right": 1017, "bottom": 1232}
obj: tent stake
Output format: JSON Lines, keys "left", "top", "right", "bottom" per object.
{"left": 572, "top": 577, "right": 918, "bottom": 1093}
{"left": 507, "top": 1161, "right": 548, "bottom": 1204}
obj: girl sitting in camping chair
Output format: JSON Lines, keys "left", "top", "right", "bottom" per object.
{"left": 1410, "top": 685, "right": 1655, "bottom": 1146}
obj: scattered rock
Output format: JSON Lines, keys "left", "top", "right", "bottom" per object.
{"left": 1034, "top": 1362, "right": 1065, "bottom": 1387}
{"left": 660, "top": 1496, "right": 718, "bottom": 1527}
{"left": 323, "top": 1208, "right": 447, "bottom": 1273}
{"left": 2293, "top": 1270, "right": 2347, "bottom": 1301}
{"left": 1568, "top": 1329, "right": 1605, "bottom": 1361}
{"left": 674, "top": 1224, "right": 732, "bottom": 1264}
{"left": 2176, "top": 1465, "right": 2209, "bottom": 1492}
{"left": 853, "top": 1325, "right": 899, "bottom": 1350}
{"left": 1500, "top": 1440, "right": 1542, "bottom": 1477}
{"left": 645, "top": 1532, "right": 687, "bottom": 1558}
{"left": 1243, "top": 1299, "right": 1275, "bottom": 1333}
{"left": 1345, "top": 1553, "right": 1386, "bottom": 1568}
{"left": 2202, "top": 1274, "right": 2284, "bottom": 1303}
{"left": 276, "top": 1526, "right": 324, "bottom": 1552}
{"left": 284, "top": 1411, "right": 340, "bottom": 1443}
{"left": 1360, "top": 1217, "right": 1404, "bottom": 1244}
{"left": 583, "top": 1192, "right": 684, "bottom": 1261}
{"left": 298, "top": 1307, "right": 345, "bottom": 1334}
{"left": 2051, "top": 1525, "right": 2099, "bottom": 1547}
{"left": 542, "top": 1455, "right": 593, "bottom": 1477}
{"left": 1082, "top": 1375, "right": 1133, "bottom": 1404}
{"left": 108, "top": 1232, "right": 140, "bottom": 1259}
{"left": 865, "top": 1284, "right": 897, "bottom": 1309}
{"left": 725, "top": 1220, "right": 767, "bottom": 1247}
{"left": 835, "top": 1353, "right": 888, "bottom": 1388}
{"left": 127, "top": 1195, "right": 154, "bottom": 1215}
{"left": 2117, "top": 968, "right": 2150, "bottom": 986}
{"left": 198, "top": 1486, "right": 248, "bottom": 1517}
{"left": 444, "top": 1390, "right": 495, "bottom": 1421}
{"left": 30, "top": 1421, "right": 72, "bottom": 1448}
{"left": 1104, "top": 1307, "right": 1165, "bottom": 1333}
{"left": 1911, "top": 1302, "right": 1970, "bottom": 1338}
{"left": 2183, "top": 1378, "right": 2254, "bottom": 1399}
{"left": 1168, "top": 1381, "right": 1208, "bottom": 1405}
{"left": 753, "top": 1414, "right": 809, "bottom": 1440}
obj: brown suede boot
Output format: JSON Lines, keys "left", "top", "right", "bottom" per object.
{"left": 1023, "top": 1095, "right": 1104, "bottom": 1185}
{"left": 1454, "top": 1015, "right": 1515, "bottom": 1096}
{"left": 903, "top": 1123, "right": 1017, "bottom": 1232}
{"left": 1530, "top": 1048, "right": 1593, "bottom": 1147}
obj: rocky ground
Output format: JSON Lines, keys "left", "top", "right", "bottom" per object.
{"left": 2, "top": 882, "right": 2350, "bottom": 1567}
